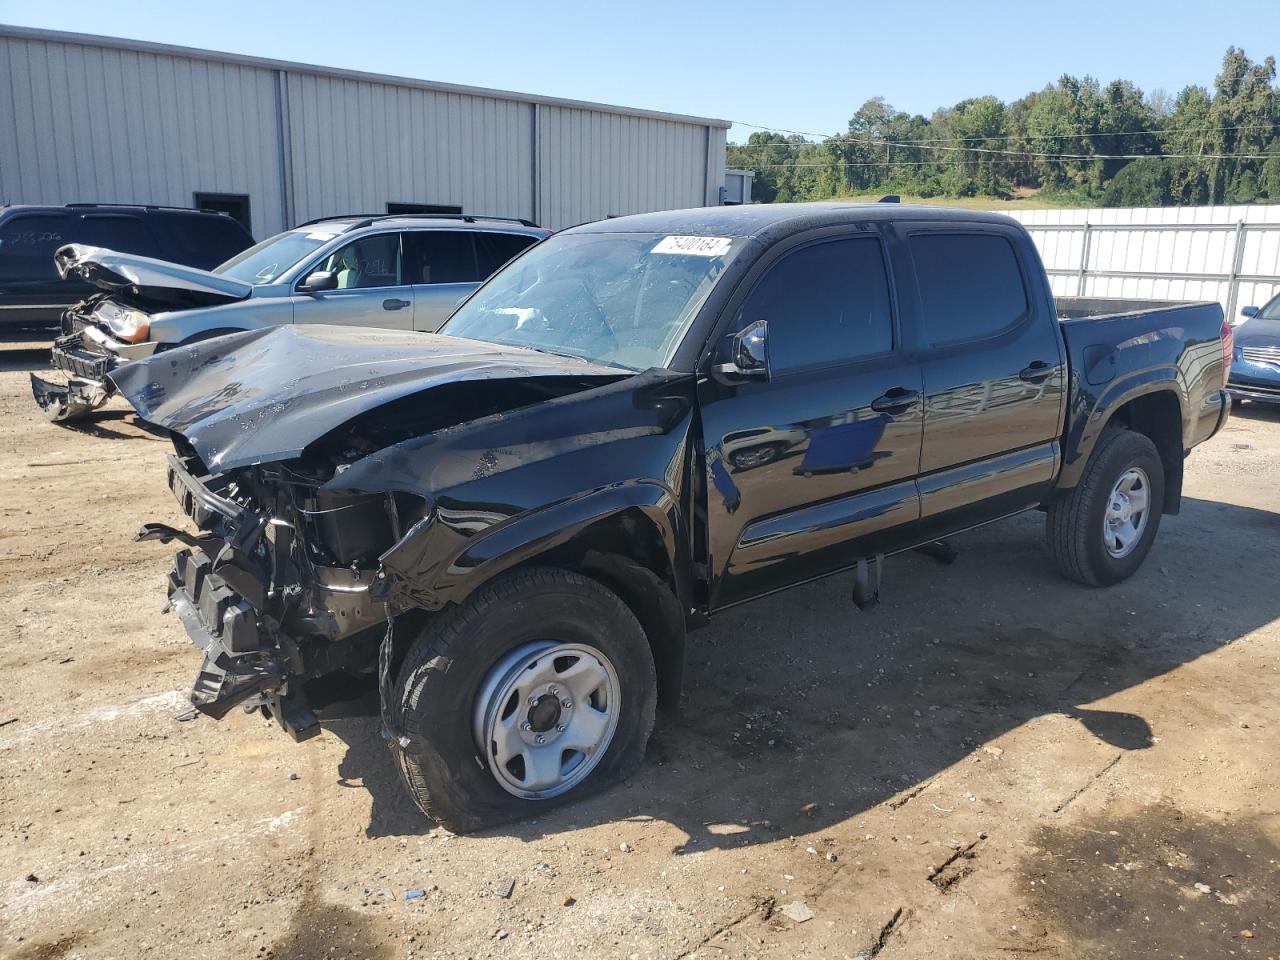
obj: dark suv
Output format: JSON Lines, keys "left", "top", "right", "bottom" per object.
{"left": 0, "top": 204, "right": 253, "bottom": 328}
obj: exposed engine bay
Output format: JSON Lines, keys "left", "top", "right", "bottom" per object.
{"left": 136, "top": 337, "right": 633, "bottom": 737}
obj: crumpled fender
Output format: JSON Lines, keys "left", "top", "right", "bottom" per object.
{"left": 324, "top": 369, "right": 698, "bottom": 611}
{"left": 382, "top": 480, "right": 686, "bottom": 609}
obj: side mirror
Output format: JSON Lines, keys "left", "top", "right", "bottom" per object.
{"left": 298, "top": 270, "right": 338, "bottom": 293}
{"left": 712, "top": 320, "right": 770, "bottom": 385}
{"left": 1241, "top": 305, "right": 1260, "bottom": 319}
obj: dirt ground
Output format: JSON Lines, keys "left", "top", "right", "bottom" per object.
{"left": 1, "top": 334, "right": 1278, "bottom": 960}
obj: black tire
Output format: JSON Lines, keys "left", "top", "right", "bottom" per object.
{"left": 1046, "top": 428, "right": 1165, "bottom": 586}
{"left": 390, "top": 567, "right": 656, "bottom": 833}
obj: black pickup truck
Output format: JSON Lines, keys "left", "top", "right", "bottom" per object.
{"left": 113, "top": 204, "right": 1232, "bottom": 832}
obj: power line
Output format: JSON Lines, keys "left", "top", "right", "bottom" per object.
{"left": 729, "top": 119, "right": 1278, "bottom": 150}
{"left": 754, "top": 151, "right": 1276, "bottom": 168}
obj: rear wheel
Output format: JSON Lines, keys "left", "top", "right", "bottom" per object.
{"left": 390, "top": 567, "right": 656, "bottom": 833}
{"left": 1046, "top": 428, "right": 1165, "bottom": 586}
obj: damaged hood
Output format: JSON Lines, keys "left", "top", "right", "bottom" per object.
{"left": 110, "top": 324, "right": 632, "bottom": 471}
{"left": 55, "top": 243, "right": 253, "bottom": 305}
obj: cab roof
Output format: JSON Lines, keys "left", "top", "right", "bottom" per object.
{"left": 571, "top": 202, "right": 1019, "bottom": 240}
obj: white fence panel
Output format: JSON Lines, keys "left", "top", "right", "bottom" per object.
{"left": 1005, "top": 206, "right": 1280, "bottom": 320}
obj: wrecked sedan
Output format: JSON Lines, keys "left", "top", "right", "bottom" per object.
{"left": 32, "top": 215, "right": 548, "bottom": 421}
{"left": 116, "top": 204, "right": 1231, "bottom": 832}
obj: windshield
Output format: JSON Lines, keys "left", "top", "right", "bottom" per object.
{"left": 440, "top": 232, "right": 746, "bottom": 370}
{"left": 1256, "top": 292, "right": 1280, "bottom": 321}
{"left": 214, "top": 229, "right": 341, "bottom": 284}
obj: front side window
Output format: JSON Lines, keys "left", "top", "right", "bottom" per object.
{"left": 319, "top": 233, "right": 403, "bottom": 289}
{"left": 442, "top": 232, "right": 747, "bottom": 370}
{"left": 738, "top": 236, "right": 894, "bottom": 373}
{"left": 215, "top": 229, "right": 337, "bottom": 284}
{"left": 158, "top": 213, "right": 252, "bottom": 266}
{"left": 911, "top": 233, "right": 1028, "bottom": 346}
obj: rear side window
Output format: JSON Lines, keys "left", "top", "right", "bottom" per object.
{"left": 910, "top": 234, "right": 1028, "bottom": 346}
{"left": 75, "top": 216, "right": 160, "bottom": 258}
{"left": 738, "top": 236, "right": 894, "bottom": 373}
{"left": 475, "top": 233, "right": 539, "bottom": 277}
{"left": 403, "top": 231, "right": 480, "bottom": 284}
{"left": 152, "top": 214, "right": 252, "bottom": 268}
{"left": 0, "top": 214, "right": 69, "bottom": 281}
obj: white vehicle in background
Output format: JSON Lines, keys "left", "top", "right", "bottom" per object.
{"left": 32, "top": 214, "right": 550, "bottom": 421}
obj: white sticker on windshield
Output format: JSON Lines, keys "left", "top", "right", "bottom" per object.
{"left": 651, "top": 235, "right": 733, "bottom": 257}
{"left": 305, "top": 232, "right": 338, "bottom": 241}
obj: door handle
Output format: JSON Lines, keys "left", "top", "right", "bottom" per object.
{"left": 870, "top": 387, "right": 920, "bottom": 414}
{"left": 1019, "top": 360, "right": 1056, "bottom": 383}
{"left": 382, "top": 298, "right": 411, "bottom": 311}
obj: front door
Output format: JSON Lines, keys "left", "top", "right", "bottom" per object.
{"left": 699, "top": 231, "right": 925, "bottom": 609}
{"left": 902, "top": 225, "right": 1067, "bottom": 536}
{"left": 298, "top": 232, "right": 416, "bottom": 329}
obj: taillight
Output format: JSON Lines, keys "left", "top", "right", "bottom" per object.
{"left": 1220, "top": 319, "right": 1234, "bottom": 389}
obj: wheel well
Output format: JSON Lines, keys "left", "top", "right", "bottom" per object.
{"left": 1107, "top": 391, "right": 1183, "bottom": 514}
{"left": 519, "top": 510, "right": 687, "bottom": 712}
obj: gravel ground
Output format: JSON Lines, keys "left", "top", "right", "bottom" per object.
{"left": 2, "top": 335, "right": 1277, "bottom": 960}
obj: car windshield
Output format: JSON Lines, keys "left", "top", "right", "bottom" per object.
{"left": 440, "top": 232, "right": 746, "bottom": 370}
{"left": 214, "top": 228, "right": 341, "bottom": 284}
{"left": 1256, "top": 293, "right": 1280, "bottom": 321}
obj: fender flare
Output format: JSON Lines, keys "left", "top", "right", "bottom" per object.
{"left": 1058, "top": 371, "right": 1187, "bottom": 490}
{"left": 385, "top": 480, "right": 689, "bottom": 611}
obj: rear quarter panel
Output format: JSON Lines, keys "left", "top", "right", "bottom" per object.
{"left": 1057, "top": 302, "right": 1226, "bottom": 488}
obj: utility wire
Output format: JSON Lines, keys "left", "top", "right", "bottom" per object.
{"left": 730, "top": 118, "right": 1279, "bottom": 146}
{"left": 732, "top": 120, "right": 1280, "bottom": 154}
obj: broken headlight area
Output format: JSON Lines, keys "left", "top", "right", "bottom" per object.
{"left": 29, "top": 299, "right": 123, "bottom": 423}
{"left": 154, "top": 439, "right": 429, "bottom": 740}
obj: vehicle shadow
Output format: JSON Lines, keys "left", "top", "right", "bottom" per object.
{"left": 326, "top": 494, "right": 1279, "bottom": 846}
{"left": 1232, "top": 399, "right": 1280, "bottom": 423}
{"left": 49, "top": 408, "right": 172, "bottom": 442}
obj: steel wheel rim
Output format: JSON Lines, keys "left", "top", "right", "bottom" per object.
{"left": 1103, "top": 465, "right": 1151, "bottom": 559}
{"left": 473, "top": 641, "right": 621, "bottom": 801}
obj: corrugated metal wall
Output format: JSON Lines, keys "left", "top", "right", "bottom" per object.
{"left": 0, "top": 27, "right": 729, "bottom": 237}
{"left": 1006, "top": 205, "right": 1280, "bottom": 321}
{"left": 0, "top": 33, "right": 285, "bottom": 231}
{"left": 283, "top": 74, "right": 535, "bottom": 228}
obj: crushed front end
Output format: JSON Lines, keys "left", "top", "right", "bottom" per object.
{"left": 152, "top": 441, "right": 410, "bottom": 739}
{"left": 30, "top": 299, "right": 132, "bottom": 422}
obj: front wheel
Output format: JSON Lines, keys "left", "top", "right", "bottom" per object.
{"left": 390, "top": 567, "right": 656, "bottom": 833}
{"left": 1046, "top": 428, "right": 1165, "bottom": 586}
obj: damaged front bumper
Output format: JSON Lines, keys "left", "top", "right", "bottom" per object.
{"left": 153, "top": 453, "right": 390, "bottom": 741}
{"left": 30, "top": 327, "right": 119, "bottom": 422}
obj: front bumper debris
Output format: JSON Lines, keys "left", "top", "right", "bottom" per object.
{"left": 166, "top": 546, "right": 319, "bottom": 741}
{"left": 30, "top": 330, "right": 117, "bottom": 422}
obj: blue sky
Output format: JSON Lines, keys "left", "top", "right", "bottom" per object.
{"left": 3, "top": 0, "right": 1277, "bottom": 141}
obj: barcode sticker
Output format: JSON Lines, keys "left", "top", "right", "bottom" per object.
{"left": 652, "top": 235, "right": 733, "bottom": 257}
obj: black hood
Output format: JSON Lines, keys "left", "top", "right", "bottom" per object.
{"left": 110, "top": 325, "right": 632, "bottom": 471}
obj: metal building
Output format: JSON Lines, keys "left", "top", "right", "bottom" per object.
{"left": 0, "top": 25, "right": 729, "bottom": 236}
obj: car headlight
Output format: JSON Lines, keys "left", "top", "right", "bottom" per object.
{"left": 98, "top": 302, "right": 151, "bottom": 343}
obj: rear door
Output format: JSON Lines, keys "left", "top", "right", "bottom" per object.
{"left": 0, "top": 211, "right": 83, "bottom": 314}
{"left": 296, "top": 231, "right": 415, "bottom": 329}
{"left": 900, "top": 224, "right": 1066, "bottom": 536}
{"left": 404, "top": 230, "right": 483, "bottom": 331}
{"left": 698, "top": 228, "right": 924, "bottom": 608}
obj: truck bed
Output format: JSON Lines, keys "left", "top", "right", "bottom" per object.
{"left": 1055, "top": 296, "right": 1209, "bottom": 322}
{"left": 1052, "top": 296, "right": 1227, "bottom": 493}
